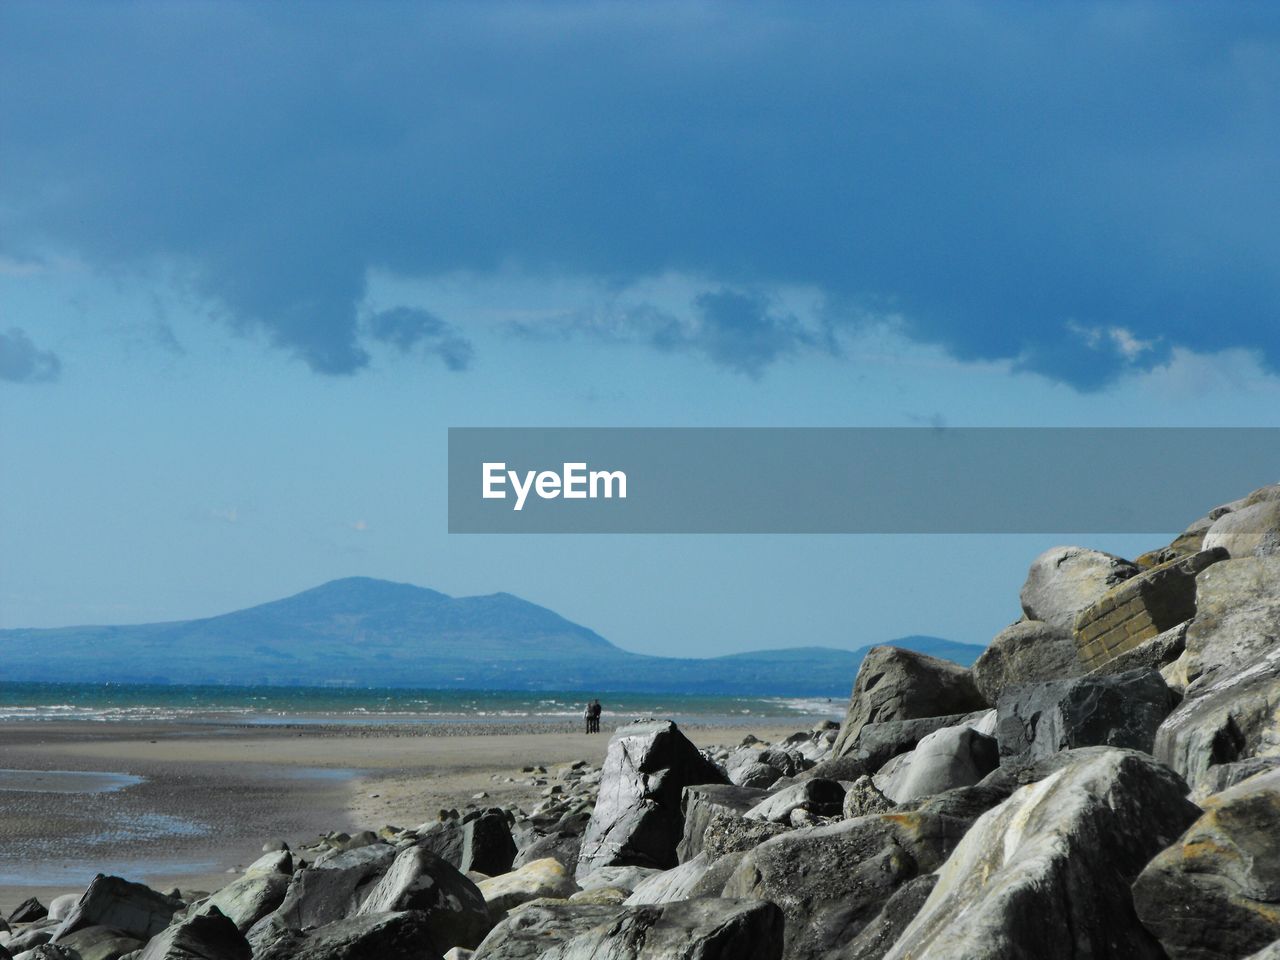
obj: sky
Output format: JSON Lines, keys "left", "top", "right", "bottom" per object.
{"left": 2, "top": 1, "right": 1280, "bottom": 657}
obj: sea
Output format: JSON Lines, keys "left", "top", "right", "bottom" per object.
{"left": 0, "top": 682, "right": 844, "bottom": 727}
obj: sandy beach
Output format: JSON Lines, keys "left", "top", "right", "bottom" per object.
{"left": 0, "top": 718, "right": 807, "bottom": 912}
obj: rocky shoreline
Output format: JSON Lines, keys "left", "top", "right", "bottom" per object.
{"left": 3, "top": 484, "right": 1280, "bottom": 959}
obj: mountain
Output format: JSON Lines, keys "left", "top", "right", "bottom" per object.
{"left": 0, "top": 577, "right": 984, "bottom": 696}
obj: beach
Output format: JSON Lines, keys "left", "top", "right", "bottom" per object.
{"left": 0, "top": 717, "right": 810, "bottom": 911}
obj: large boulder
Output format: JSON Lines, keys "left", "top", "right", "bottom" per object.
{"left": 881, "top": 749, "right": 1200, "bottom": 960}
{"left": 996, "top": 668, "right": 1176, "bottom": 765}
{"left": 743, "top": 779, "right": 844, "bottom": 824}
{"left": 134, "top": 909, "right": 250, "bottom": 960}
{"left": 356, "top": 846, "right": 492, "bottom": 950}
{"left": 53, "top": 925, "right": 144, "bottom": 960}
{"left": 255, "top": 910, "right": 443, "bottom": 960}
{"left": 8, "top": 899, "right": 47, "bottom": 924}
{"left": 831, "top": 875, "right": 938, "bottom": 960}
{"left": 876, "top": 724, "right": 999, "bottom": 804}
{"left": 476, "top": 858, "right": 581, "bottom": 917}
{"left": 1203, "top": 500, "right": 1280, "bottom": 559}
{"left": 842, "top": 776, "right": 894, "bottom": 819}
{"left": 418, "top": 819, "right": 465, "bottom": 868}
{"left": 473, "top": 902, "right": 624, "bottom": 960}
{"left": 196, "top": 873, "right": 290, "bottom": 932}
{"left": 574, "top": 720, "right": 727, "bottom": 879}
{"left": 971, "top": 620, "right": 1083, "bottom": 705}
{"left": 1181, "top": 557, "right": 1280, "bottom": 687}
{"left": 677, "top": 784, "right": 770, "bottom": 863}
{"left": 267, "top": 842, "right": 396, "bottom": 930}
{"left": 831, "top": 647, "right": 987, "bottom": 757}
{"left": 1020, "top": 545, "right": 1139, "bottom": 633}
{"left": 52, "top": 875, "right": 182, "bottom": 943}
{"left": 1132, "top": 767, "right": 1280, "bottom": 960}
{"left": 1089, "top": 621, "right": 1188, "bottom": 679}
{"left": 460, "top": 813, "right": 518, "bottom": 877}
{"left": 840, "top": 714, "right": 982, "bottom": 775}
{"left": 700, "top": 811, "right": 789, "bottom": 860}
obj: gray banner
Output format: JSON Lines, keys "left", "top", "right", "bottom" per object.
{"left": 447, "top": 428, "right": 1280, "bottom": 534}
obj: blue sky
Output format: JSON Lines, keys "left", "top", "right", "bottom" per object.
{"left": 2, "top": 2, "right": 1280, "bottom": 656}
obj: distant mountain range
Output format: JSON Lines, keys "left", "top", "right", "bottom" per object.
{"left": 0, "top": 577, "right": 984, "bottom": 696}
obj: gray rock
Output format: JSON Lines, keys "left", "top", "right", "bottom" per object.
{"left": 356, "top": 845, "right": 492, "bottom": 950}
{"left": 52, "top": 876, "right": 182, "bottom": 943}
{"left": 1244, "top": 944, "right": 1280, "bottom": 960}
{"left": 270, "top": 842, "right": 396, "bottom": 931}
{"left": 729, "top": 761, "right": 784, "bottom": 789}
{"left": 419, "top": 819, "right": 465, "bottom": 868}
{"left": 51, "top": 925, "right": 144, "bottom": 960}
{"left": 677, "top": 784, "right": 770, "bottom": 863}
{"left": 575, "top": 720, "right": 727, "bottom": 879}
{"left": 1193, "top": 757, "right": 1280, "bottom": 800}
{"left": 513, "top": 829, "right": 582, "bottom": 877}
{"left": 1203, "top": 499, "right": 1280, "bottom": 558}
{"left": 1020, "top": 545, "right": 1139, "bottom": 633}
{"left": 1132, "top": 767, "right": 1280, "bottom": 960}
{"left": 461, "top": 813, "right": 518, "bottom": 877}
{"left": 831, "top": 647, "right": 987, "bottom": 758}
{"left": 1088, "top": 621, "right": 1188, "bottom": 678}
{"left": 46, "top": 896, "right": 78, "bottom": 922}
{"left": 794, "top": 753, "right": 869, "bottom": 783}
{"left": 877, "top": 724, "right": 998, "bottom": 804}
{"left": 134, "top": 909, "right": 250, "bottom": 960}
{"left": 1182, "top": 556, "right": 1280, "bottom": 687}
{"left": 841, "top": 714, "right": 977, "bottom": 775}
{"left": 575, "top": 865, "right": 660, "bottom": 895}
{"left": 195, "top": 873, "right": 289, "bottom": 932}
{"left": 700, "top": 812, "right": 789, "bottom": 860}
{"left": 842, "top": 776, "right": 893, "bottom": 819}
{"left": 882, "top": 749, "right": 1200, "bottom": 960}
{"left": 472, "top": 902, "right": 624, "bottom": 960}
{"left": 255, "top": 910, "right": 442, "bottom": 960}
{"left": 539, "top": 898, "right": 783, "bottom": 960}
{"left": 623, "top": 855, "right": 714, "bottom": 906}
{"left": 743, "top": 779, "right": 844, "bottom": 824}
{"left": 8, "top": 899, "right": 47, "bottom": 924}
{"left": 996, "top": 668, "right": 1176, "bottom": 765}
{"left": 831, "top": 875, "right": 938, "bottom": 960}
{"left": 971, "top": 620, "right": 1083, "bottom": 704}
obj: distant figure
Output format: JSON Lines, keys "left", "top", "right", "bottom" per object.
{"left": 583, "top": 701, "right": 593, "bottom": 734}
{"left": 588, "top": 698, "right": 602, "bottom": 733}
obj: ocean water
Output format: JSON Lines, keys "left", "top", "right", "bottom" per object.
{"left": 0, "top": 682, "right": 843, "bottom": 726}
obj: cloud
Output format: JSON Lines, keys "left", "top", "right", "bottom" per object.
{"left": 1, "top": 3, "right": 1279, "bottom": 387}
{"left": 0, "top": 327, "right": 61, "bottom": 383}
{"left": 366, "top": 306, "right": 473, "bottom": 371}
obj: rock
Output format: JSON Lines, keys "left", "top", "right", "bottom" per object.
{"left": 1181, "top": 556, "right": 1280, "bottom": 687}
{"left": 8, "top": 900, "right": 47, "bottom": 924}
{"left": 1245, "top": 944, "right": 1280, "bottom": 960}
{"left": 743, "top": 779, "right": 844, "bottom": 824}
{"left": 1193, "top": 757, "right": 1280, "bottom": 800}
{"left": 356, "top": 845, "right": 492, "bottom": 950}
{"left": 270, "top": 842, "right": 396, "bottom": 930}
{"left": 46, "top": 896, "right": 79, "bottom": 922}
{"left": 255, "top": 910, "right": 442, "bottom": 960}
{"left": 1155, "top": 642, "right": 1280, "bottom": 793}
{"left": 842, "top": 776, "right": 894, "bottom": 819}
{"left": 1019, "top": 545, "right": 1139, "bottom": 634}
{"left": 1204, "top": 499, "right": 1280, "bottom": 558}
{"left": 261, "top": 840, "right": 288, "bottom": 853}
{"left": 676, "top": 784, "right": 770, "bottom": 863}
{"left": 569, "top": 888, "right": 629, "bottom": 906}
{"left": 877, "top": 724, "right": 999, "bottom": 804}
{"left": 52, "top": 925, "right": 144, "bottom": 960}
{"left": 5, "top": 925, "right": 54, "bottom": 954}
{"left": 196, "top": 873, "right": 290, "bottom": 932}
{"left": 574, "top": 720, "right": 727, "bottom": 879}
{"left": 722, "top": 809, "right": 973, "bottom": 960}
{"left": 52, "top": 876, "right": 182, "bottom": 943}
{"left": 461, "top": 813, "right": 518, "bottom": 877}
{"left": 831, "top": 647, "right": 987, "bottom": 758}
{"left": 575, "top": 865, "right": 660, "bottom": 895}
{"left": 1089, "top": 621, "right": 1188, "bottom": 678}
{"left": 472, "top": 902, "right": 624, "bottom": 960}
{"left": 831, "top": 875, "right": 938, "bottom": 960}
{"left": 728, "top": 761, "right": 784, "bottom": 789}
{"left": 538, "top": 898, "right": 783, "bottom": 960}
{"left": 512, "top": 830, "right": 582, "bottom": 877}
{"left": 700, "top": 812, "right": 790, "bottom": 860}
{"left": 881, "top": 748, "right": 1200, "bottom": 960}
{"left": 971, "top": 620, "right": 1083, "bottom": 705}
{"left": 445, "top": 949, "right": 475, "bottom": 960}
{"left": 996, "top": 668, "right": 1176, "bottom": 765}
{"left": 793, "top": 752, "right": 869, "bottom": 783}
{"left": 477, "top": 858, "right": 581, "bottom": 916}
{"left": 243, "top": 850, "right": 292, "bottom": 878}
{"left": 1074, "top": 549, "right": 1226, "bottom": 671}
{"left": 1132, "top": 767, "right": 1280, "bottom": 959}
{"left": 622, "top": 855, "right": 715, "bottom": 906}
{"left": 134, "top": 909, "right": 250, "bottom": 960}
{"left": 418, "top": 819, "right": 465, "bottom": 868}
{"left": 841, "top": 714, "right": 980, "bottom": 775}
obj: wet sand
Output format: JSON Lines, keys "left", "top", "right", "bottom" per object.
{"left": 0, "top": 718, "right": 805, "bottom": 911}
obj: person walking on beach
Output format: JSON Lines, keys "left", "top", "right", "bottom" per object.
{"left": 589, "top": 698, "right": 602, "bottom": 733}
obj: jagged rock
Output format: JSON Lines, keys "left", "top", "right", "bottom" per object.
{"left": 473, "top": 902, "right": 624, "bottom": 960}
{"left": 1203, "top": 500, "right": 1280, "bottom": 558}
{"left": 729, "top": 761, "right": 784, "bottom": 789}
{"left": 477, "top": 858, "right": 581, "bottom": 916}
{"left": 270, "top": 842, "right": 396, "bottom": 930}
{"left": 842, "top": 776, "right": 894, "bottom": 819}
{"left": 881, "top": 749, "right": 1200, "bottom": 960}
{"left": 1193, "top": 757, "right": 1280, "bottom": 800}
{"left": 1181, "top": 557, "right": 1280, "bottom": 687}
{"left": 832, "top": 648, "right": 987, "bottom": 758}
{"left": 1089, "top": 621, "right": 1188, "bottom": 678}
{"left": 700, "top": 811, "right": 789, "bottom": 860}
{"left": 513, "top": 830, "right": 582, "bottom": 877}
{"left": 255, "top": 910, "right": 442, "bottom": 960}
{"left": 52, "top": 875, "right": 182, "bottom": 943}
{"left": 419, "top": 819, "right": 466, "bottom": 868}
{"left": 243, "top": 850, "right": 292, "bottom": 878}
{"left": 876, "top": 724, "right": 999, "bottom": 804}
{"left": 996, "top": 668, "right": 1176, "bottom": 765}
{"left": 134, "top": 909, "right": 250, "bottom": 960}
{"left": 52, "top": 925, "right": 144, "bottom": 960}
{"left": 1020, "top": 545, "right": 1139, "bottom": 634}
{"left": 1132, "top": 767, "right": 1280, "bottom": 960}
{"left": 461, "top": 813, "right": 518, "bottom": 877}
{"left": 15, "top": 945, "right": 74, "bottom": 960}
{"left": 576, "top": 865, "right": 660, "bottom": 894}
{"left": 971, "top": 620, "right": 1083, "bottom": 705}
{"left": 743, "top": 779, "right": 844, "bottom": 824}
{"left": 575, "top": 720, "right": 727, "bottom": 879}
{"left": 841, "top": 714, "right": 978, "bottom": 774}
{"left": 722, "top": 809, "right": 973, "bottom": 960}
{"left": 831, "top": 875, "right": 938, "bottom": 960}
{"left": 356, "top": 845, "right": 492, "bottom": 950}
{"left": 622, "top": 855, "right": 715, "bottom": 906}
{"left": 8, "top": 899, "right": 47, "bottom": 923}
{"left": 537, "top": 898, "right": 783, "bottom": 960}
{"left": 195, "top": 873, "right": 289, "bottom": 932}
{"left": 794, "top": 753, "right": 869, "bottom": 783}
{"left": 677, "top": 784, "right": 770, "bottom": 862}
{"left": 4, "top": 924, "right": 54, "bottom": 954}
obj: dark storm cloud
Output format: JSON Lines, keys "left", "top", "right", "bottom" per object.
{"left": 1, "top": 2, "right": 1277, "bottom": 386}
{"left": 0, "top": 328, "right": 61, "bottom": 383}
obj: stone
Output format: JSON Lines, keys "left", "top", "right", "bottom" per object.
{"left": 619, "top": 854, "right": 724, "bottom": 906}
{"left": 1132, "top": 767, "right": 1280, "bottom": 960}
{"left": 1088, "top": 621, "right": 1188, "bottom": 678}
{"left": 243, "top": 850, "right": 292, "bottom": 878}
{"left": 841, "top": 714, "right": 980, "bottom": 775}
{"left": 700, "top": 812, "right": 789, "bottom": 860}
{"left": 512, "top": 830, "right": 582, "bottom": 877}
{"left": 195, "top": 874, "right": 289, "bottom": 932}
{"left": 1193, "top": 757, "right": 1280, "bottom": 800}
{"left": 1204, "top": 500, "right": 1280, "bottom": 558}
{"left": 538, "top": 898, "right": 783, "bottom": 960}
{"left": 1020, "top": 545, "right": 1139, "bottom": 634}
{"left": 676, "top": 784, "right": 770, "bottom": 862}
{"left": 46, "top": 896, "right": 78, "bottom": 922}
{"left": 461, "top": 813, "right": 518, "bottom": 877}
{"left": 270, "top": 842, "right": 396, "bottom": 930}
{"left": 831, "top": 875, "right": 938, "bottom": 960}
{"left": 728, "top": 761, "right": 783, "bottom": 789}
{"left": 52, "top": 876, "right": 182, "bottom": 943}
{"left": 575, "top": 865, "right": 660, "bottom": 895}
{"left": 255, "top": 910, "right": 442, "bottom": 960}
{"left": 971, "top": 620, "right": 1083, "bottom": 705}
{"left": 477, "top": 858, "right": 581, "bottom": 917}
{"left": 877, "top": 724, "right": 999, "bottom": 804}
{"left": 574, "top": 720, "right": 727, "bottom": 879}
{"left": 1181, "top": 556, "right": 1280, "bottom": 687}
{"left": 743, "top": 779, "right": 845, "bottom": 824}
{"left": 134, "top": 909, "right": 251, "bottom": 960}
{"left": 418, "top": 819, "right": 465, "bottom": 868}
{"left": 8, "top": 899, "right": 47, "bottom": 924}
{"left": 831, "top": 647, "right": 987, "bottom": 757}
{"left": 356, "top": 845, "right": 492, "bottom": 950}
{"left": 842, "top": 775, "right": 894, "bottom": 818}
{"left": 53, "top": 925, "right": 144, "bottom": 960}
{"left": 996, "top": 668, "right": 1176, "bottom": 765}
{"left": 1244, "top": 944, "right": 1280, "bottom": 960}
{"left": 472, "top": 902, "right": 624, "bottom": 960}
{"left": 881, "top": 749, "right": 1200, "bottom": 960}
